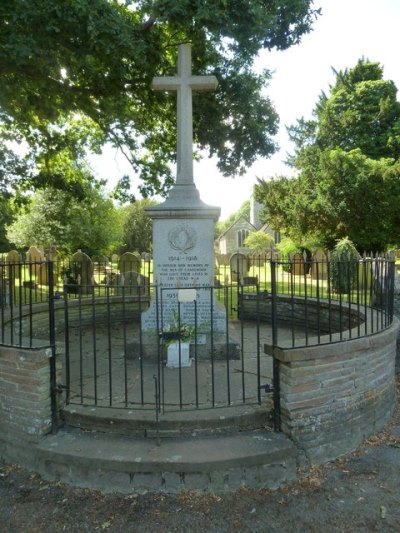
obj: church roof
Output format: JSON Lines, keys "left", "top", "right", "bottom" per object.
{"left": 216, "top": 216, "right": 256, "bottom": 241}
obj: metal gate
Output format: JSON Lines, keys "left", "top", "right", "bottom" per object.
{"left": 61, "top": 281, "right": 276, "bottom": 417}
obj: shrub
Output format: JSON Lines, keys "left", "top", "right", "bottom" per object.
{"left": 330, "top": 238, "right": 360, "bottom": 292}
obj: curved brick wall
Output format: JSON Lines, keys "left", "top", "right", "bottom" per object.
{"left": 270, "top": 318, "right": 399, "bottom": 464}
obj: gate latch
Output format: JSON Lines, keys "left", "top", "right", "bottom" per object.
{"left": 260, "top": 383, "right": 274, "bottom": 394}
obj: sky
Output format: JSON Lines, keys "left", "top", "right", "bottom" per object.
{"left": 91, "top": 0, "right": 400, "bottom": 219}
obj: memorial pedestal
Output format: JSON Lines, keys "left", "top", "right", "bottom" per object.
{"left": 167, "top": 342, "right": 191, "bottom": 368}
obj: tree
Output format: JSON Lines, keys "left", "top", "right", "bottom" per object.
{"left": 120, "top": 198, "right": 158, "bottom": 253}
{"left": 255, "top": 60, "right": 400, "bottom": 251}
{"left": 7, "top": 183, "right": 122, "bottom": 256}
{"left": 0, "top": 194, "right": 14, "bottom": 251}
{"left": 243, "top": 230, "right": 274, "bottom": 251}
{"left": 0, "top": 1, "right": 320, "bottom": 198}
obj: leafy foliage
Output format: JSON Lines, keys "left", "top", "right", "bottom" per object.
{"left": 243, "top": 230, "right": 274, "bottom": 251}
{"left": 6, "top": 183, "right": 122, "bottom": 255}
{"left": 0, "top": 0, "right": 319, "bottom": 198}
{"left": 119, "top": 198, "right": 158, "bottom": 253}
{"left": 255, "top": 59, "right": 400, "bottom": 251}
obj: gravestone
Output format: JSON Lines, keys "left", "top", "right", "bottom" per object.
{"left": 311, "top": 248, "right": 328, "bottom": 280}
{"left": 67, "top": 250, "right": 94, "bottom": 294}
{"left": 292, "top": 252, "right": 306, "bottom": 276}
{"left": 46, "top": 247, "right": 61, "bottom": 285}
{"left": 38, "top": 263, "right": 48, "bottom": 286}
{"left": 118, "top": 252, "right": 141, "bottom": 275}
{"left": 26, "top": 245, "right": 45, "bottom": 263}
{"left": 6, "top": 250, "right": 21, "bottom": 280}
{"left": 230, "top": 252, "right": 249, "bottom": 283}
{"left": 141, "top": 44, "right": 227, "bottom": 357}
{"left": 26, "top": 246, "right": 45, "bottom": 286}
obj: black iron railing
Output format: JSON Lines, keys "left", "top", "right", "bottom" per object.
{"left": 0, "top": 253, "right": 395, "bottom": 424}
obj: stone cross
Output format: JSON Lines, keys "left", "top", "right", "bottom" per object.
{"left": 152, "top": 43, "right": 218, "bottom": 186}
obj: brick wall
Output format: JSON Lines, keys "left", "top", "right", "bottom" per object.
{"left": 0, "top": 344, "right": 53, "bottom": 459}
{"left": 269, "top": 318, "right": 399, "bottom": 464}
{"left": 393, "top": 273, "right": 400, "bottom": 372}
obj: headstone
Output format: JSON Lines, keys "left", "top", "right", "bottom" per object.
{"left": 142, "top": 44, "right": 226, "bottom": 356}
{"left": 292, "top": 252, "right": 306, "bottom": 276}
{"left": 311, "top": 248, "right": 328, "bottom": 280}
{"left": 67, "top": 250, "right": 94, "bottom": 293}
{"left": 26, "top": 245, "right": 45, "bottom": 285}
{"left": 6, "top": 250, "right": 21, "bottom": 279}
{"left": 47, "top": 248, "right": 61, "bottom": 284}
{"left": 38, "top": 263, "right": 48, "bottom": 286}
{"left": 230, "top": 252, "right": 249, "bottom": 283}
{"left": 118, "top": 252, "right": 141, "bottom": 275}
{"left": 26, "top": 245, "right": 45, "bottom": 263}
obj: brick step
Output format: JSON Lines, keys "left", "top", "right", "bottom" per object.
{"left": 61, "top": 401, "right": 274, "bottom": 438}
{"left": 34, "top": 427, "right": 297, "bottom": 493}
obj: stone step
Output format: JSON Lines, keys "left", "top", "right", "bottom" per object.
{"left": 34, "top": 427, "right": 298, "bottom": 493}
{"left": 61, "top": 401, "right": 273, "bottom": 437}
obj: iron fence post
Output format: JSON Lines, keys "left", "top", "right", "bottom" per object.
{"left": 47, "top": 258, "right": 58, "bottom": 432}
{"left": 270, "top": 258, "right": 281, "bottom": 432}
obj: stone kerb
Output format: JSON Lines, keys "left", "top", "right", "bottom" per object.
{"left": 241, "top": 294, "right": 365, "bottom": 335}
{"left": 268, "top": 317, "right": 399, "bottom": 465}
{"left": 0, "top": 343, "right": 53, "bottom": 461}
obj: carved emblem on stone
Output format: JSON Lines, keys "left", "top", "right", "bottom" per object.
{"left": 168, "top": 225, "right": 197, "bottom": 253}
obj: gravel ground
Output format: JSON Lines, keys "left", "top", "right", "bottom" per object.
{"left": 1, "top": 376, "right": 400, "bottom": 533}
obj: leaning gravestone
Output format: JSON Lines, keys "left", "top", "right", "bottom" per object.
{"left": 141, "top": 44, "right": 227, "bottom": 359}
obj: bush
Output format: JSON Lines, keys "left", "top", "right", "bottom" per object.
{"left": 330, "top": 238, "right": 360, "bottom": 292}
{"left": 277, "top": 238, "right": 299, "bottom": 272}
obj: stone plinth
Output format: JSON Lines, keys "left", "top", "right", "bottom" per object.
{"left": 142, "top": 184, "right": 227, "bottom": 354}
